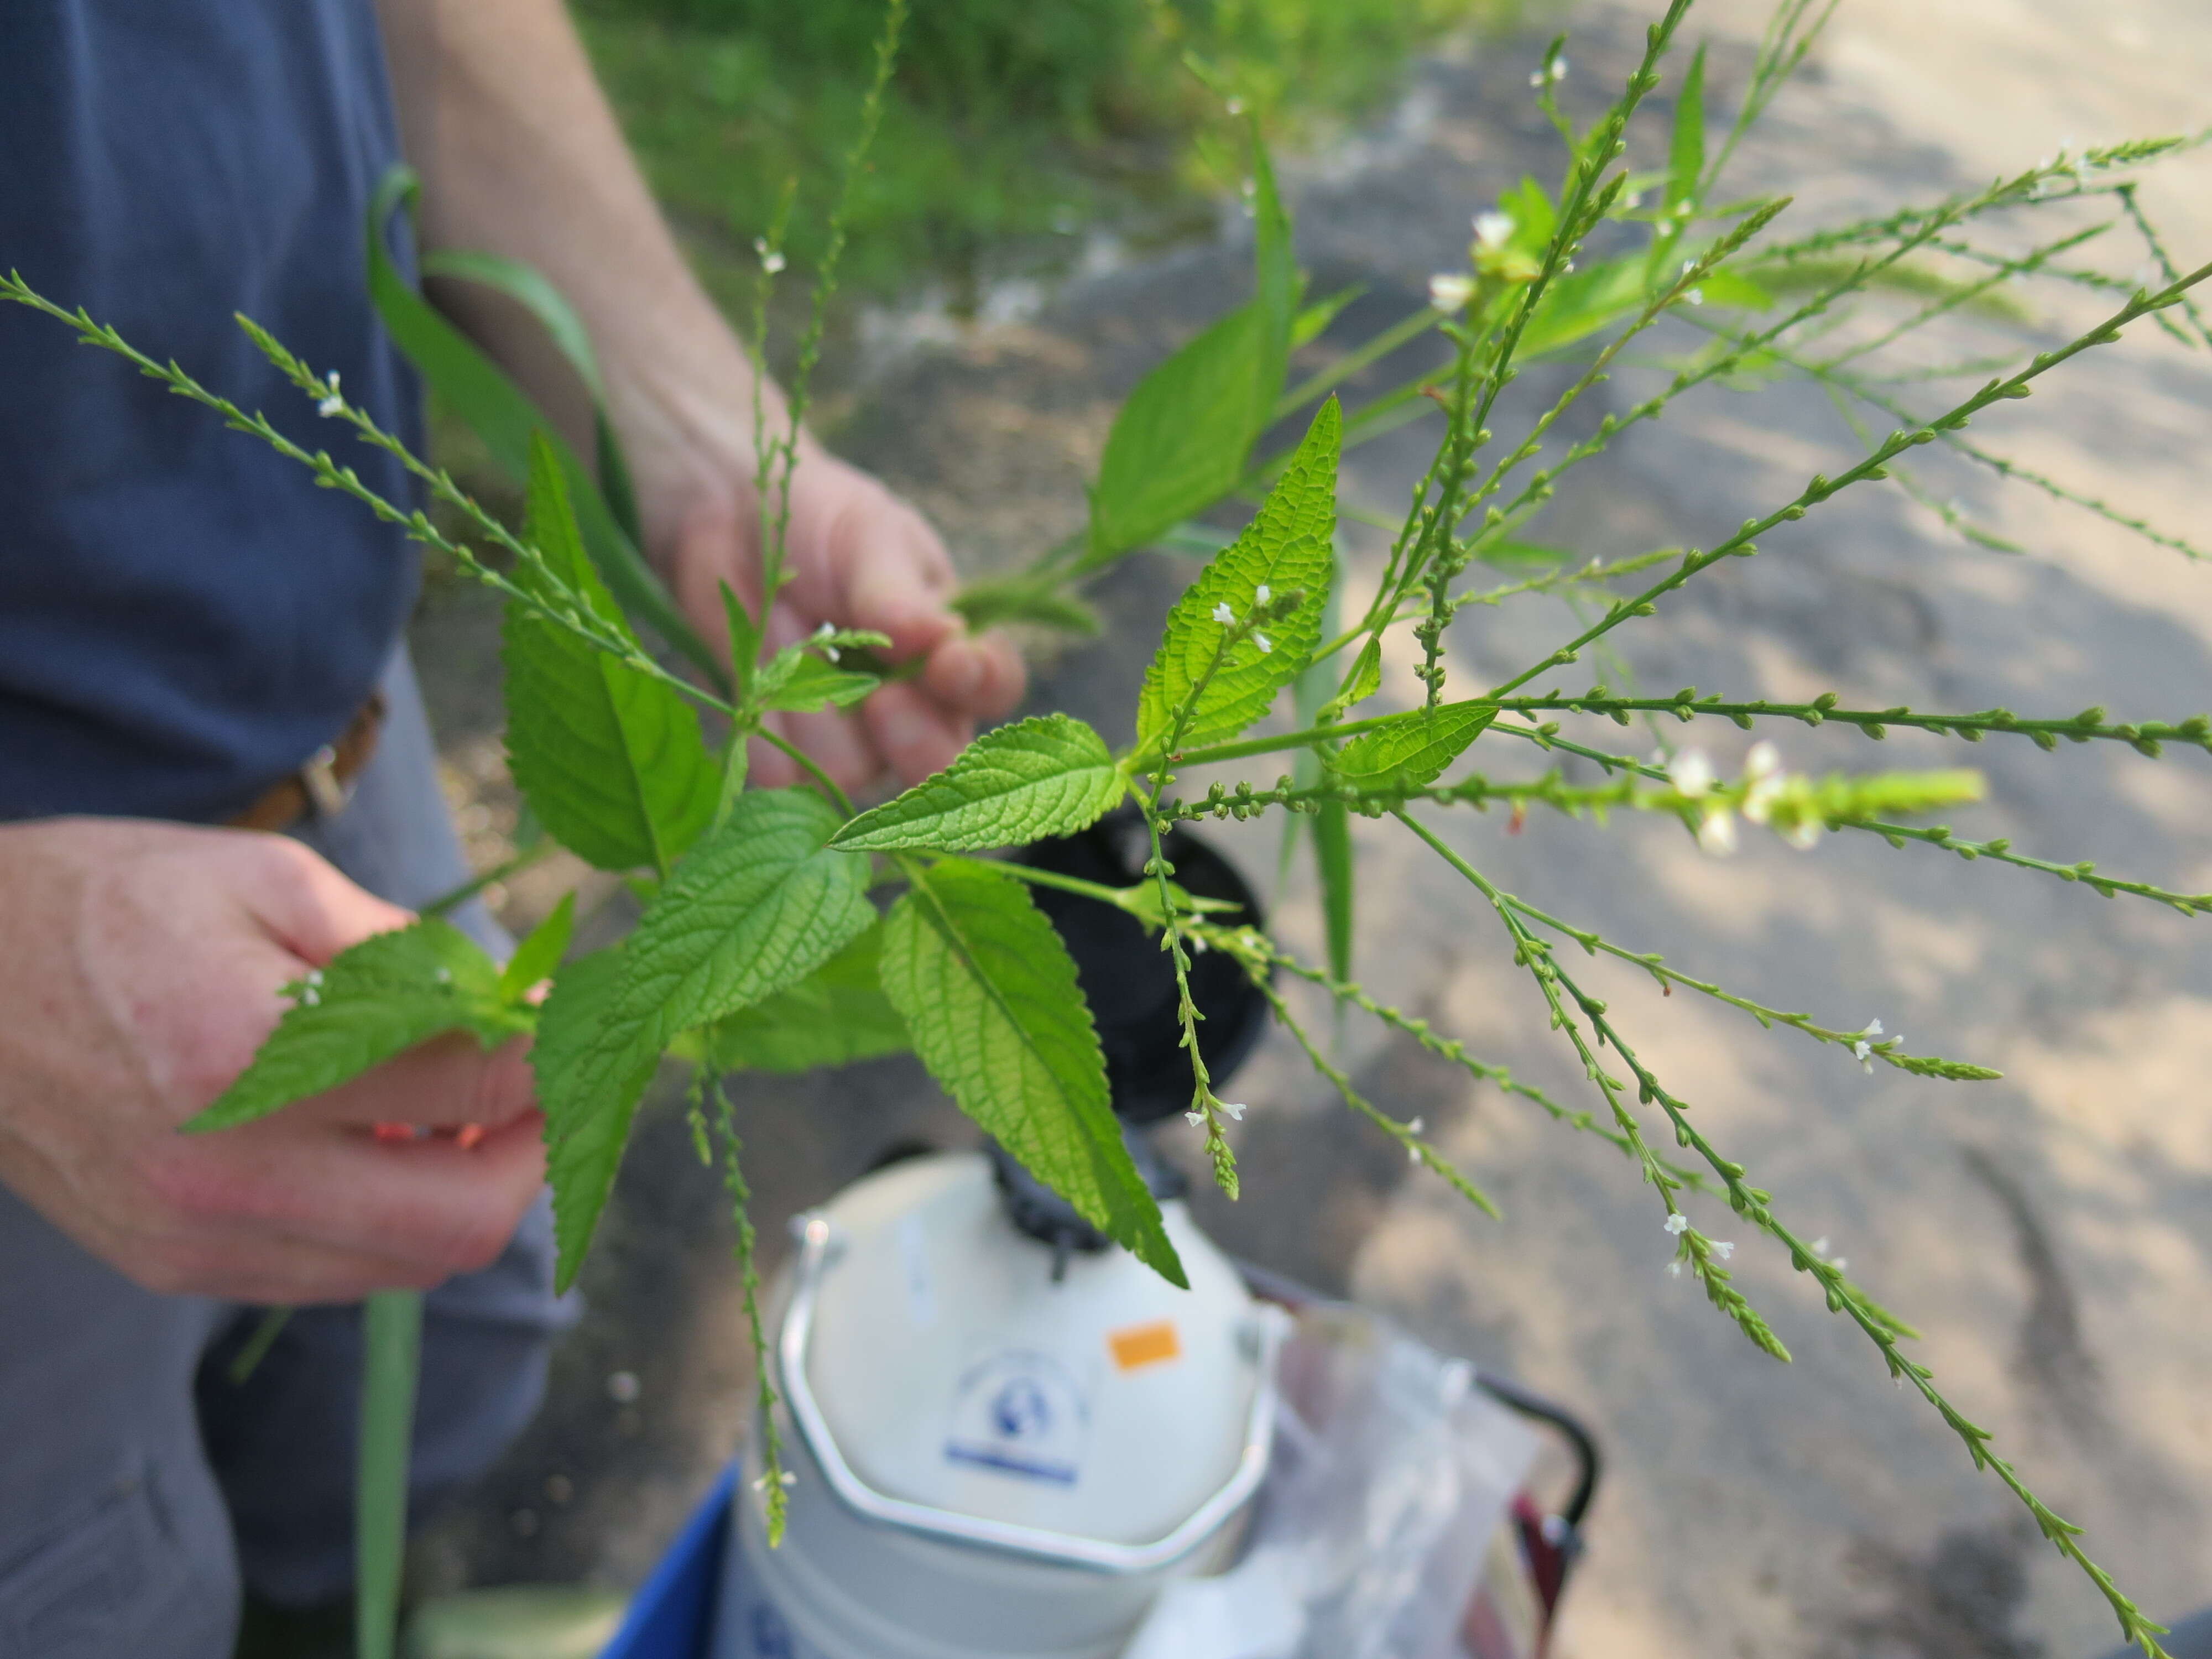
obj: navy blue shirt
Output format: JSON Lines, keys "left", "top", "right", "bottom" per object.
{"left": 0, "top": 1, "right": 424, "bottom": 823}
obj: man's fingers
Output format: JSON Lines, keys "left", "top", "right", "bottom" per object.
{"left": 921, "top": 632, "right": 1026, "bottom": 723}
{"left": 298, "top": 1032, "right": 538, "bottom": 1131}
{"left": 781, "top": 707, "right": 880, "bottom": 792}
{"left": 202, "top": 1110, "right": 548, "bottom": 1277}
{"left": 669, "top": 499, "right": 753, "bottom": 667}
{"left": 232, "top": 836, "right": 415, "bottom": 966}
{"left": 863, "top": 681, "right": 972, "bottom": 784}
{"left": 747, "top": 714, "right": 803, "bottom": 788}
{"left": 133, "top": 1234, "right": 449, "bottom": 1305}
{"left": 820, "top": 483, "right": 959, "bottom": 664}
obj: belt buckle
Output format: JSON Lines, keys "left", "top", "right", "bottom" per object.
{"left": 300, "top": 743, "right": 353, "bottom": 820}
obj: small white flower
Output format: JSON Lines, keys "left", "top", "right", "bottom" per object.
{"left": 1253, "top": 632, "right": 1273, "bottom": 655}
{"left": 1408, "top": 1141, "right": 1422, "bottom": 1164}
{"left": 1811, "top": 1237, "right": 1829, "bottom": 1256}
{"left": 1212, "top": 601, "right": 1235, "bottom": 625}
{"left": 1863, "top": 1018, "right": 1884, "bottom": 1038}
{"left": 1853, "top": 1040, "right": 1875, "bottom": 1074}
{"left": 813, "top": 619, "right": 841, "bottom": 662}
{"left": 1783, "top": 819, "right": 1822, "bottom": 851}
{"left": 434, "top": 966, "right": 453, "bottom": 985}
{"left": 1407, "top": 1117, "right": 1426, "bottom": 1135}
{"left": 1686, "top": 287, "right": 1705, "bottom": 306}
{"left": 1663, "top": 1212, "right": 1689, "bottom": 1235}
{"left": 1474, "top": 211, "right": 1516, "bottom": 253}
{"left": 1627, "top": 190, "right": 1646, "bottom": 211}
{"left": 1697, "top": 806, "right": 1739, "bottom": 856}
{"left": 1833, "top": 1257, "right": 1848, "bottom": 1271}
{"left": 1219, "top": 1101, "right": 1247, "bottom": 1121}
{"left": 752, "top": 1469, "right": 797, "bottom": 1491}
{"left": 1667, "top": 1260, "right": 1684, "bottom": 1278}
{"left": 1741, "top": 743, "right": 1787, "bottom": 825}
{"left": 1254, "top": 584, "right": 1271, "bottom": 606}
{"left": 1668, "top": 749, "right": 1714, "bottom": 798}
{"left": 316, "top": 371, "right": 343, "bottom": 418}
{"left": 1188, "top": 933, "right": 1208, "bottom": 954}
{"left": 1225, "top": 96, "right": 1245, "bottom": 116}
{"left": 305, "top": 969, "right": 325, "bottom": 988}
{"left": 1710, "top": 1240, "right": 1736, "bottom": 1261}
{"left": 1428, "top": 273, "right": 1476, "bottom": 312}
{"left": 1530, "top": 69, "right": 1545, "bottom": 87}
{"left": 753, "top": 237, "right": 786, "bottom": 275}
{"left": 1186, "top": 1109, "right": 1206, "bottom": 1128}
{"left": 300, "top": 986, "right": 321, "bottom": 1007}
{"left": 1550, "top": 55, "right": 1568, "bottom": 81}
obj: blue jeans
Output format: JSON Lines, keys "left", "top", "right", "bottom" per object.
{"left": 0, "top": 651, "right": 571, "bottom": 1659}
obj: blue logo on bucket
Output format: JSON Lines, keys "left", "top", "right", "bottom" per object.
{"left": 945, "top": 1349, "right": 1090, "bottom": 1485}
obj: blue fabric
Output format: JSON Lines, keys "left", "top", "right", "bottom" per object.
{"left": 0, "top": 0, "right": 423, "bottom": 824}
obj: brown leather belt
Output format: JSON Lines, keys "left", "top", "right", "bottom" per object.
{"left": 227, "top": 692, "right": 388, "bottom": 833}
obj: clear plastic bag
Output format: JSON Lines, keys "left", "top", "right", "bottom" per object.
{"left": 1122, "top": 1305, "right": 1538, "bottom": 1659}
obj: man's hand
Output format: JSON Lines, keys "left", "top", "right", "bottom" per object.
{"left": 0, "top": 819, "right": 547, "bottom": 1304}
{"left": 663, "top": 446, "right": 1026, "bottom": 793}
{"left": 376, "top": 0, "right": 1025, "bottom": 798}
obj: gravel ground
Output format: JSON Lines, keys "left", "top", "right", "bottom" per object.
{"left": 406, "top": 5, "right": 2212, "bottom": 1655}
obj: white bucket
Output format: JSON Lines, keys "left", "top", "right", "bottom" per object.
{"left": 706, "top": 1153, "right": 1277, "bottom": 1659}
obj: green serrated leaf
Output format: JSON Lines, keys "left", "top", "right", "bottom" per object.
{"left": 1291, "top": 282, "right": 1364, "bottom": 349}
{"left": 881, "top": 864, "right": 1185, "bottom": 1286}
{"left": 1500, "top": 175, "right": 1558, "bottom": 253}
{"left": 500, "top": 892, "right": 576, "bottom": 1003}
{"left": 1692, "top": 267, "right": 1777, "bottom": 310}
{"left": 758, "top": 655, "right": 880, "bottom": 713}
{"left": 609, "top": 787, "right": 873, "bottom": 1041}
{"left": 503, "top": 436, "right": 719, "bottom": 874}
{"left": 1252, "top": 126, "right": 1298, "bottom": 421}
{"left": 1295, "top": 570, "right": 1357, "bottom": 983}
{"left": 948, "top": 580, "right": 1104, "bottom": 636}
{"left": 366, "top": 166, "right": 721, "bottom": 686}
{"left": 1082, "top": 301, "right": 1274, "bottom": 570}
{"left": 1520, "top": 254, "right": 1648, "bottom": 358}
{"left": 691, "top": 924, "right": 911, "bottom": 1073}
{"left": 831, "top": 715, "right": 1124, "bottom": 853}
{"left": 1667, "top": 46, "right": 1708, "bottom": 211}
{"left": 534, "top": 948, "right": 660, "bottom": 1292}
{"left": 1136, "top": 398, "right": 1340, "bottom": 759}
{"left": 720, "top": 580, "right": 759, "bottom": 697}
{"left": 1320, "top": 637, "right": 1384, "bottom": 724}
{"left": 186, "top": 921, "right": 521, "bottom": 1133}
{"left": 1316, "top": 796, "right": 1355, "bottom": 984}
{"left": 1334, "top": 700, "right": 1499, "bottom": 789}
{"left": 1477, "top": 539, "right": 1574, "bottom": 568}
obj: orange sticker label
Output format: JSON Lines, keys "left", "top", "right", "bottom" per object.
{"left": 1108, "top": 1319, "right": 1182, "bottom": 1371}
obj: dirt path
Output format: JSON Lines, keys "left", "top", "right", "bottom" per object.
{"left": 409, "top": 5, "right": 2212, "bottom": 1654}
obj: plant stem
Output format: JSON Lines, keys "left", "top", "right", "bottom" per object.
{"left": 1484, "top": 258, "right": 2212, "bottom": 701}
{"left": 758, "top": 728, "right": 855, "bottom": 815}
{"left": 356, "top": 1290, "right": 422, "bottom": 1659}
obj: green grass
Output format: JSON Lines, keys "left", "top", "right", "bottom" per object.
{"left": 571, "top": 0, "right": 1524, "bottom": 311}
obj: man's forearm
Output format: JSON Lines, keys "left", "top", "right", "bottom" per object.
{"left": 373, "top": 0, "right": 783, "bottom": 554}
